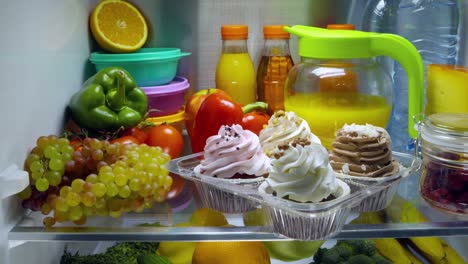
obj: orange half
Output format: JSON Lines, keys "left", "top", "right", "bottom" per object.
{"left": 90, "top": 0, "right": 148, "bottom": 53}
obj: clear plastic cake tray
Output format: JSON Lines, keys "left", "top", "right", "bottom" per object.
{"left": 168, "top": 152, "right": 420, "bottom": 240}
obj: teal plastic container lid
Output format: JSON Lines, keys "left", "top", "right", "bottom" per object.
{"left": 90, "top": 48, "right": 191, "bottom": 63}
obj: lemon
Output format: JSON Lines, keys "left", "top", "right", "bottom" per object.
{"left": 189, "top": 207, "right": 228, "bottom": 226}
{"left": 90, "top": 0, "right": 148, "bottom": 53}
{"left": 157, "top": 208, "right": 229, "bottom": 264}
{"left": 192, "top": 241, "right": 271, "bottom": 264}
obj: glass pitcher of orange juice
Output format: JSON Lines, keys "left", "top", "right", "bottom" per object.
{"left": 284, "top": 24, "right": 424, "bottom": 149}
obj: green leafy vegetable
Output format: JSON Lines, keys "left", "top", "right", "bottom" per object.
{"left": 60, "top": 242, "right": 158, "bottom": 264}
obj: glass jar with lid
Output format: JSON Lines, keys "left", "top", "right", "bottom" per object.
{"left": 419, "top": 113, "right": 468, "bottom": 215}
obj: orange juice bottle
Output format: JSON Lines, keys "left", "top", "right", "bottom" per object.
{"left": 257, "top": 25, "right": 294, "bottom": 114}
{"left": 215, "top": 25, "right": 256, "bottom": 105}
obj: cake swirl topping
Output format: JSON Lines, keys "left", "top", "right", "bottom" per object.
{"left": 199, "top": 124, "right": 270, "bottom": 179}
{"left": 267, "top": 138, "right": 338, "bottom": 203}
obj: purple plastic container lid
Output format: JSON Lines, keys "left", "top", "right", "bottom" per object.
{"left": 141, "top": 76, "right": 189, "bottom": 95}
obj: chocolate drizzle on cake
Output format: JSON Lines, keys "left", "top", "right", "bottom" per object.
{"left": 271, "top": 138, "right": 311, "bottom": 159}
{"left": 329, "top": 124, "right": 399, "bottom": 178}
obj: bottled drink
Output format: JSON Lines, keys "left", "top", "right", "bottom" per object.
{"left": 257, "top": 25, "right": 294, "bottom": 114}
{"left": 215, "top": 25, "right": 256, "bottom": 105}
{"left": 362, "top": 0, "right": 460, "bottom": 153}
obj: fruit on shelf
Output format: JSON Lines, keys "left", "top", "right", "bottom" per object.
{"left": 89, "top": 0, "right": 148, "bottom": 53}
{"left": 145, "top": 124, "right": 184, "bottom": 159}
{"left": 157, "top": 208, "right": 228, "bottom": 264}
{"left": 243, "top": 208, "right": 322, "bottom": 261}
{"left": 441, "top": 240, "right": 466, "bottom": 264}
{"left": 385, "top": 195, "right": 451, "bottom": 263}
{"left": 21, "top": 136, "right": 172, "bottom": 226}
{"left": 192, "top": 241, "right": 270, "bottom": 264}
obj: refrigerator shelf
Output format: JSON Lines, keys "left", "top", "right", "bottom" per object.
{"left": 9, "top": 219, "right": 468, "bottom": 242}
{"left": 8, "top": 174, "right": 468, "bottom": 242}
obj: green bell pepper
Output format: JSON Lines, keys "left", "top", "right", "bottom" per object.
{"left": 69, "top": 67, "right": 148, "bottom": 131}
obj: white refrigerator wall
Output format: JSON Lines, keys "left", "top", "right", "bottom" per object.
{"left": 0, "top": 0, "right": 98, "bottom": 263}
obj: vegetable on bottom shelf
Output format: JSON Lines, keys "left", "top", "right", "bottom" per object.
{"left": 60, "top": 242, "right": 159, "bottom": 264}
{"left": 311, "top": 240, "right": 391, "bottom": 264}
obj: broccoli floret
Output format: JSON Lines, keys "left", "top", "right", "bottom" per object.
{"left": 321, "top": 249, "right": 342, "bottom": 264}
{"left": 347, "top": 254, "right": 375, "bottom": 264}
{"left": 60, "top": 242, "right": 159, "bottom": 264}
{"left": 338, "top": 240, "right": 376, "bottom": 256}
{"left": 334, "top": 244, "right": 353, "bottom": 260}
{"left": 313, "top": 248, "right": 328, "bottom": 263}
{"left": 371, "top": 254, "right": 392, "bottom": 264}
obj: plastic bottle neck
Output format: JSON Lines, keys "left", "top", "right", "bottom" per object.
{"left": 262, "top": 39, "right": 291, "bottom": 56}
{"left": 221, "top": 39, "right": 249, "bottom": 53}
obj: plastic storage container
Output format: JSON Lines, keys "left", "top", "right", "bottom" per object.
{"left": 419, "top": 113, "right": 468, "bottom": 215}
{"left": 90, "top": 48, "right": 191, "bottom": 86}
{"left": 146, "top": 107, "right": 185, "bottom": 133}
{"left": 141, "top": 76, "right": 190, "bottom": 117}
{"left": 169, "top": 151, "right": 420, "bottom": 240}
{"left": 336, "top": 152, "right": 421, "bottom": 212}
{"left": 362, "top": 0, "right": 461, "bottom": 153}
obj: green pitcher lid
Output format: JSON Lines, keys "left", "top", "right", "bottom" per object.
{"left": 284, "top": 25, "right": 425, "bottom": 138}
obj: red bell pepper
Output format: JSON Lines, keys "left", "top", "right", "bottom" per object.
{"left": 190, "top": 93, "right": 244, "bottom": 153}
{"left": 190, "top": 95, "right": 270, "bottom": 153}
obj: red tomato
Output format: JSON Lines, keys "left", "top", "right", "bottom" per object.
{"left": 166, "top": 173, "right": 186, "bottom": 200}
{"left": 110, "top": 135, "right": 140, "bottom": 145}
{"left": 122, "top": 126, "right": 148, "bottom": 143}
{"left": 241, "top": 111, "right": 270, "bottom": 135}
{"left": 145, "top": 124, "right": 184, "bottom": 158}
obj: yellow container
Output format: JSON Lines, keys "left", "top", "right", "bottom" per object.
{"left": 146, "top": 107, "right": 185, "bottom": 133}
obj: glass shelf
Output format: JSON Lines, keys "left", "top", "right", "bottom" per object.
{"left": 8, "top": 175, "right": 468, "bottom": 242}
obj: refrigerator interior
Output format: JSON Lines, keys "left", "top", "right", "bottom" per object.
{"left": 0, "top": 0, "right": 467, "bottom": 263}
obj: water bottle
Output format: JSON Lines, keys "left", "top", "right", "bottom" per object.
{"left": 362, "top": 0, "right": 460, "bottom": 153}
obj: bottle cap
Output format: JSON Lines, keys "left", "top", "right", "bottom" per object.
{"left": 263, "top": 25, "right": 290, "bottom": 39}
{"left": 326, "top": 24, "right": 355, "bottom": 30}
{"left": 221, "top": 25, "right": 248, "bottom": 39}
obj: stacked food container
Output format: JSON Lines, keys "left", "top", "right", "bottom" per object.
{"left": 90, "top": 47, "right": 191, "bottom": 127}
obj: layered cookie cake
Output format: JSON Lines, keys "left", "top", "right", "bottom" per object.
{"left": 329, "top": 124, "right": 403, "bottom": 212}
{"left": 259, "top": 110, "right": 321, "bottom": 157}
{"left": 329, "top": 124, "right": 399, "bottom": 178}
{"left": 259, "top": 138, "right": 350, "bottom": 240}
{"left": 193, "top": 124, "right": 271, "bottom": 213}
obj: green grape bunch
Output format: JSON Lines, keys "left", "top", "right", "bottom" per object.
{"left": 19, "top": 135, "right": 173, "bottom": 227}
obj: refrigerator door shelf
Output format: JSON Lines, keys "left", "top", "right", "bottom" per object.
{"left": 0, "top": 165, "right": 28, "bottom": 200}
